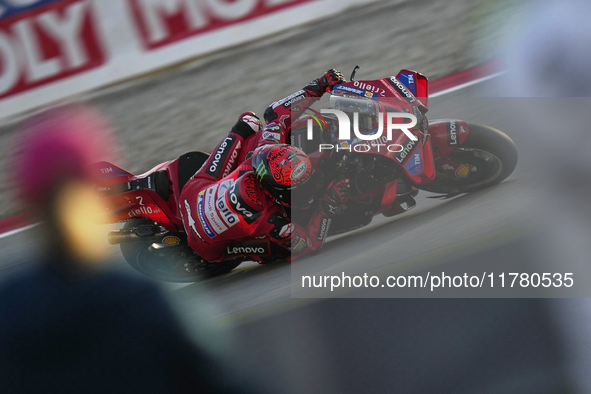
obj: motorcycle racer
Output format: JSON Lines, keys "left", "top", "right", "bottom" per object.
{"left": 179, "top": 69, "right": 349, "bottom": 263}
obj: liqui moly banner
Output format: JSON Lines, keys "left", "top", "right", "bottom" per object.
{"left": 0, "top": 0, "right": 105, "bottom": 99}
{"left": 0, "top": 0, "right": 378, "bottom": 119}
{"left": 128, "top": 0, "right": 311, "bottom": 50}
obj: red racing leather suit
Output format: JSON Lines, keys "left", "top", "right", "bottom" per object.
{"left": 180, "top": 77, "right": 337, "bottom": 263}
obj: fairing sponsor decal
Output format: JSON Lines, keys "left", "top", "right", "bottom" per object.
{"left": 333, "top": 85, "right": 366, "bottom": 96}
{"left": 162, "top": 236, "right": 180, "bottom": 246}
{"left": 397, "top": 72, "right": 417, "bottom": 94}
{"left": 455, "top": 164, "right": 470, "bottom": 178}
{"left": 386, "top": 77, "right": 417, "bottom": 103}
{"left": 392, "top": 135, "right": 419, "bottom": 164}
{"left": 404, "top": 151, "right": 423, "bottom": 175}
{"left": 352, "top": 81, "right": 385, "bottom": 97}
{"left": 447, "top": 120, "right": 459, "bottom": 147}
{"left": 225, "top": 242, "right": 269, "bottom": 256}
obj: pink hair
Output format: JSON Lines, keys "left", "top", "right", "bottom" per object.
{"left": 12, "top": 105, "right": 113, "bottom": 206}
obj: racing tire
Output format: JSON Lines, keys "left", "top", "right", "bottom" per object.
{"left": 418, "top": 123, "right": 518, "bottom": 194}
{"left": 119, "top": 219, "right": 241, "bottom": 282}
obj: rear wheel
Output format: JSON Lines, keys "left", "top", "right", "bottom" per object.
{"left": 119, "top": 219, "right": 242, "bottom": 282}
{"left": 418, "top": 123, "right": 518, "bottom": 194}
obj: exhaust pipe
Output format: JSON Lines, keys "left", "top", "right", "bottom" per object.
{"left": 108, "top": 229, "right": 141, "bottom": 245}
{"left": 108, "top": 224, "right": 165, "bottom": 245}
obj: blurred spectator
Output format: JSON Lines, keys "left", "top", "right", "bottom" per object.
{"left": 0, "top": 106, "right": 256, "bottom": 394}
{"left": 502, "top": 1, "right": 591, "bottom": 392}
{"left": 505, "top": 0, "right": 591, "bottom": 97}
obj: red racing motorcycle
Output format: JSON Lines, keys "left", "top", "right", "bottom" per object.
{"left": 97, "top": 67, "right": 517, "bottom": 282}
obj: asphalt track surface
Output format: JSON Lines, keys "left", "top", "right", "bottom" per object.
{"left": 0, "top": 76, "right": 533, "bottom": 324}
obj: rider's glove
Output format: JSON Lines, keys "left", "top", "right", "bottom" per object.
{"left": 319, "top": 69, "right": 347, "bottom": 93}
{"left": 304, "top": 69, "right": 347, "bottom": 97}
{"left": 320, "top": 178, "right": 350, "bottom": 218}
{"left": 232, "top": 112, "right": 263, "bottom": 138}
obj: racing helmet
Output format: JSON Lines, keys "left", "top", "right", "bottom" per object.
{"left": 251, "top": 144, "right": 315, "bottom": 207}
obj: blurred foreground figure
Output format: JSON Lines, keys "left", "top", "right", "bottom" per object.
{"left": 503, "top": 1, "right": 591, "bottom": 392}
{"left": 0, "top": 107, "right": 255, "bottom": 394}
{"left": 505, "top": 0, "right": 591, "bottom": 97}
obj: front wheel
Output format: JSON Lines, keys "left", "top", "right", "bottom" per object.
{"left": 418, "top": 123, "right": 518, "bottom": 194}
{"left": 119, "top": 219, "right": 242, "bottom": 282}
